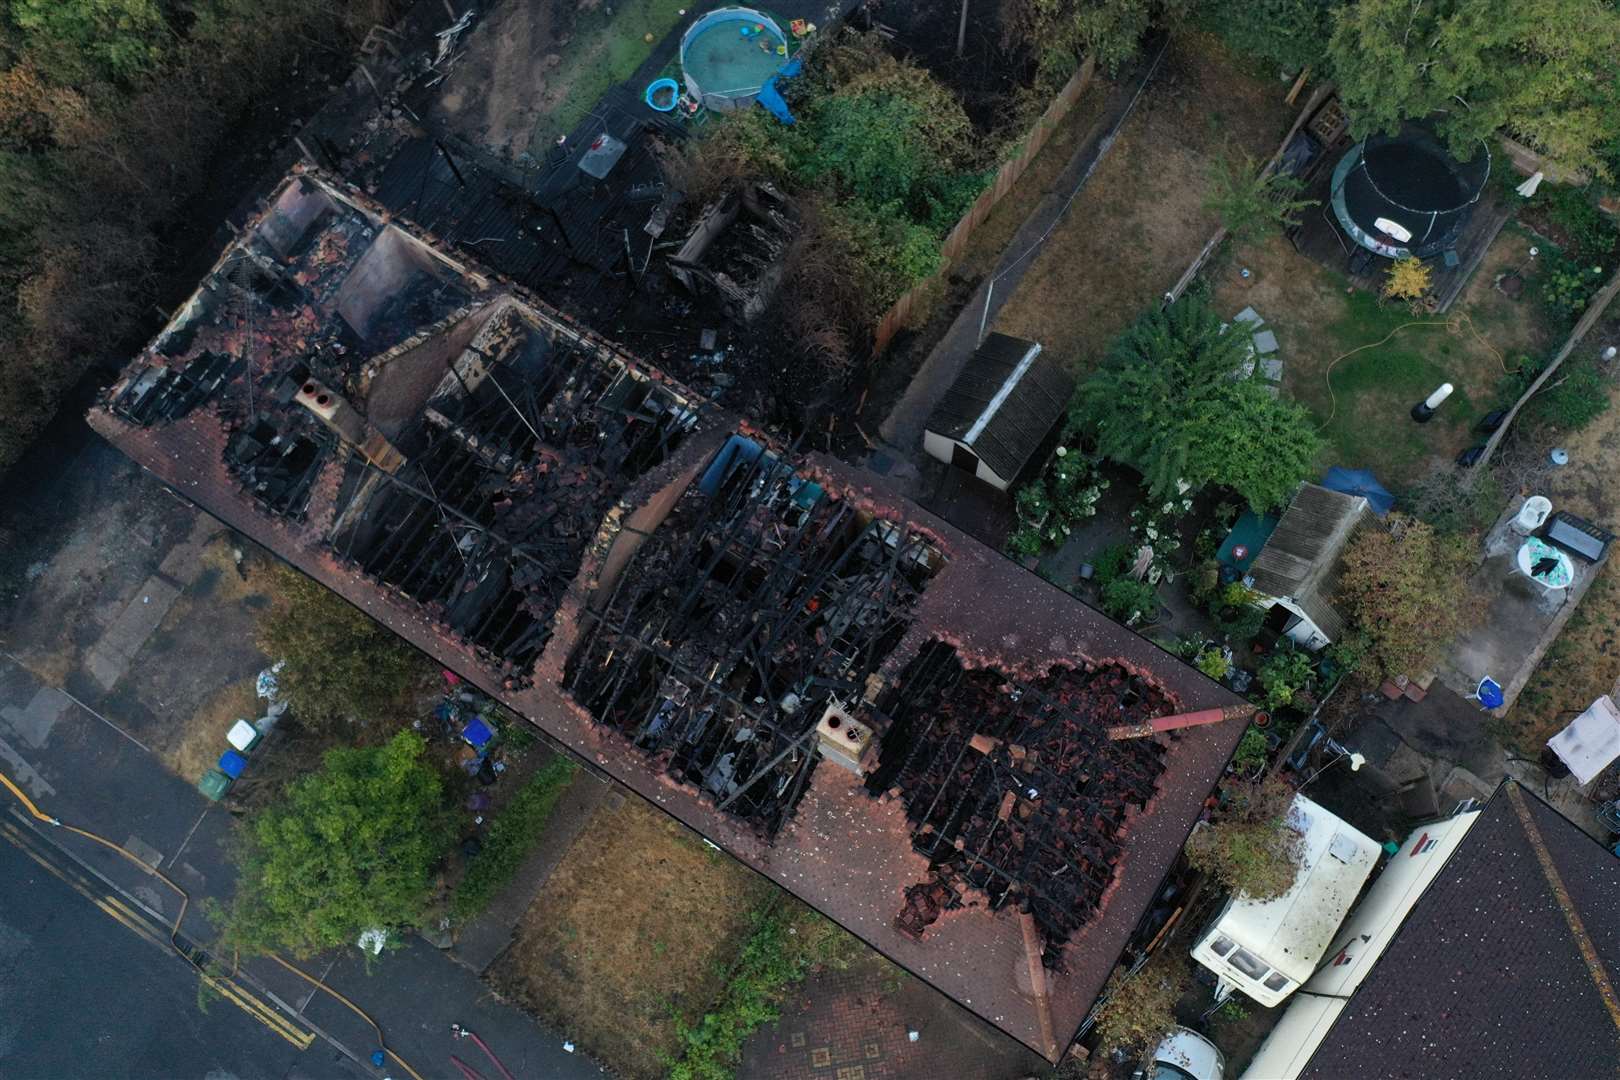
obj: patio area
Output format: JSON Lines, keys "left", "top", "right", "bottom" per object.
{"left": 1438, "top": 496, "right": 1610, "bottom": 714}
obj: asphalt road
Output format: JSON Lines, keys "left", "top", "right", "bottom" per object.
{"left": 0, "top": 827, "right": 358, "bottom": 1080}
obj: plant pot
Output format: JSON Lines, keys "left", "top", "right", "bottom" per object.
{"left": 1078, "top": 563, "right": 1095, "bottom": 581}
{"left": 1252, "top": 711, "right": 1271, "bottom": 728}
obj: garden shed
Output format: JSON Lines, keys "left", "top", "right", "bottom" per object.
{"left": 923, "top": 333, "right": 1073, "bottom": 491}
{"left": 1246, "top": 483, "right": 1372, "bottom": 651}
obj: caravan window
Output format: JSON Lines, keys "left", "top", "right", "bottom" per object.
{"left": 1209, "top": 934, "right": 1236, "bottom": 957}
{"left": 1263, "top": 971, "right": 1290, "bottom": 993}
{"left": 1228, "top": 947, "right": 1269, "bottom": 981}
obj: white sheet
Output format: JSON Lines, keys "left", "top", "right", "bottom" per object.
{"left": 1548, "top": 695, "right": 1620, "bottom": 786}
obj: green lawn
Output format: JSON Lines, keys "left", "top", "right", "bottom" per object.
{"left": 531, "top": 0, "right": 690, "bottom": 151}
{"left": 1209, "top": 229, "right": 1553, "bottom": 489}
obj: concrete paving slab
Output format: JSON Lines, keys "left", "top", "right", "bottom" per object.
{"left": 1261, "top": 383, "right": 1281, "bottom": 398}
{"left": 1259, "top": 357, "right": 1284, "bottom": 382}
{"left": 122, "top": 834, "right": 165, "bottom": 869}
{"left": 1234, "top": 306, "right": 1264, "bottom": 328}
{"left": 1252, "top": 328, "right": 1279, "bottom": 354}
{"left": 83, "top": 576, "right": 183, "bottom": 690}
{"left": 0, "top": 686, "right": 72, "bottom": 748}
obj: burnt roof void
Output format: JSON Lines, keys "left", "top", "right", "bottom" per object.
{"left": 90, "top": 168, "right": 1249, "bottom": 1062}
{"left": 568, "top": 434, "right": 943, "bottom": 837}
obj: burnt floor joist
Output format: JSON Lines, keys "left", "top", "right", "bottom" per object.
{"left": 331, "top": 328, "right": 694, "bottom": 680}
{"left": 870, "top": 643, "right": 1172, "bottom": 967}
{"left": 568, "top": 444, "right": 943, "bottom": 837}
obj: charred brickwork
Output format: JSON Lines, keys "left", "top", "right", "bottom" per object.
{"left": 568, "top": 437, "right": 944, "bottom": 837}
{"left": 869, "top": 642, "right": 1172, "bottom": 967}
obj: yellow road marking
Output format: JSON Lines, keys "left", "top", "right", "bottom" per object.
{"left": 0, "top": 819, "right": 315, "bottom": 1051}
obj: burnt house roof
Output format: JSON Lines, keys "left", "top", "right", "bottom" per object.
{"left": 89, "top": 168, "right": 1246, "bottom": 1060}
{"left": 1300, "top": 783, "right": 1620, "bottom": 1078}
{"left": 926, "top": 333, "right": 1074, "bottom": 482}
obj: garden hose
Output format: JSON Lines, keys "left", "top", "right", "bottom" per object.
{"left": 1, "top": 766, "right": 425, "bottom": 1080}
{"left": 1315, "top": 311, "right": 1508, "bottom": 431}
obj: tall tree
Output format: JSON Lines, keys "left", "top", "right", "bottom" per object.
{"left": 1071, "top": 298, "right": 1322, "bottom": 512}
{"left": 1327, "top": 0, "right": 1620, "bottom": 178}
{"left": 221, "top": 731, "right": 453, "bottom": 957}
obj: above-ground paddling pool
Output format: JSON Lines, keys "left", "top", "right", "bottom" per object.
{"left": 681, "top": 8, "right": 788, "bottom": 112}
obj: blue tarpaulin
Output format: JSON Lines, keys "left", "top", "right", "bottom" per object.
{"left": 757, "top": 56, "right": 803, "bottom": 124}
{"left": 1322, "top": 467, "right": 1395, "bottom": 516}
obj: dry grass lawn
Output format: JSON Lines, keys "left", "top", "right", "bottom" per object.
{"left": 992, "top": 33, "right": 1294, "bottom": 371}
{"left": 1504, "top": 373, "right": 1620, "bottom": 750}
{"left": 1207, "top": 228, "right": 1556, "bottom": 488}
{"left": 491, "top": 794, "right": 775, "bottom": 1079}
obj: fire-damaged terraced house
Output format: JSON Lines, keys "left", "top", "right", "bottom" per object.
{"left": 89, "top": 169, "right": 1249, "bottom": 1061}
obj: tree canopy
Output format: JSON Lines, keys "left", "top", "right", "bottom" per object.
{"left": 1201, "top": 0, "right": 1343, "bottom": 75}
{"left": 1071, "top": 298, "right": 1323, "bottom": 512}
{"left": 1335, "top": 513, "right": 1476, "bottom": 679}
{"left": 256, "top": 564, "right": 429, "bottom": 729}
{"left": 1326, "top": 0, "right": 1620, "bottom": 178}
{"left": 222, "top": 730, "right": 453, "bottom": 957}
{"left": 1184, "top": 776, "right": 1304, "bottom": 900}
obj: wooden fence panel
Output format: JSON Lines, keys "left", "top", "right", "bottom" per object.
{"left": 872, "top": 56, "right": 1097, "bottom": 356}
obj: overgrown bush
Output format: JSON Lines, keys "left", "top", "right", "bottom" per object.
{"left": 1195, "top": 647, "right": 1231, "bottom": 680}
{"left": 256, "top": 564, "right": 431, "bottom": 729}
{"left": 687, "top": 32, "right": 982, "bottom": 324}
{"left": 1533, "top": 183, "right": 1620, "bottom": 257}
{"left": 1538, "top": 250, "right": 1608, "bottom": 327}
{"left": 1256, "top": 647, "right": 1314, "bottom": 711}
{"left": 1527, "top": 355, "right": 1611, "bottom": 433}
{"left": 1203, "top": 144, "right": 1315, "bottom": 245}
{"left": 1406, "top": 463, "right": 1506, "bottom": 537}
{"left": 1071, "top": 298, "right": 1323, "bottom": 512}
{"left": 1092, "top": 952, "right": 1191, "bottom": 1058}
{"left": 1004, "top": 0, "right": 1190, "bottom": 84}
{"left": 220, "top": 730, "right": 453, "bottom": 958}
{"left": 451, "top": 755, "right": 577, "bottom": 921}
{"left": 1335, "top": 513, "right": 1476, "bottom": 680}
{"left": 1199, "top": 0, "right": 1340, "bottom": 74}
{"left": 668, "top": 904, "right": 862, "bottom": 1080}
{"left": 1184, "top": 776, "right": 1303, "bottom": 900}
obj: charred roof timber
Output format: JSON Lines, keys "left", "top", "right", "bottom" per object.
{"left": 567, "top": 434, "right": 942, "bottom": 837}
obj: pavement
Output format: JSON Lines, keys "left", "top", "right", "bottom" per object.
{"left": 739, "top": 955, "right": 1045, "bottom": 1080}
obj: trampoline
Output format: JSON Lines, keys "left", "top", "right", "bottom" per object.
{"left": 1330, "top": 125, "right": 1490, "bottom": 259}
{"left": 680, "top": 8, "right": 788, "bottom": 112}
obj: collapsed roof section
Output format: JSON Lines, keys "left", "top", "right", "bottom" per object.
{"left": 869, "top": 645, "right": 1172, "bottom": 967}
{"left": 102, "top": 169, "right": 703, "bottom": 681}
{"left": 568, "top": 434, "right": 944, "bottom": 837}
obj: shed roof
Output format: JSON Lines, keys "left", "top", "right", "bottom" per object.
{"left": 1248, "top": 484, "right": 1369, "bottom": 624}
{"left": 1299, "top": 782, "right": 1620, "bottom": 1077}
{"left": 926, "top": 333, "right": 1073, "bottom": 482}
